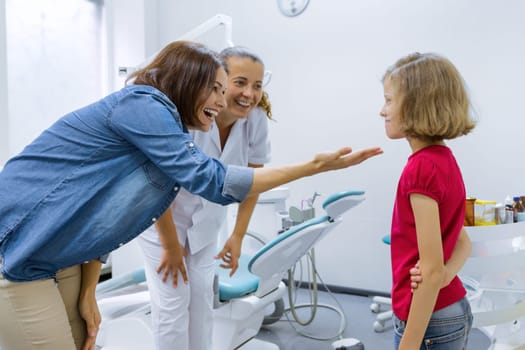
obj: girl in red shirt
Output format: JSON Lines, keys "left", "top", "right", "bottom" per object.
{"left": 380, "top": 52, "right": 476, "bottom": 350}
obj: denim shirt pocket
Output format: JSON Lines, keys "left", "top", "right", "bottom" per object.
{"left": 143, "top": 162, "right": 172, "bottom": 190}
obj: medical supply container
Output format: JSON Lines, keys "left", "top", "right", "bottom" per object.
{"left": 464, "top": 197, "right": 476, "bottom": 226}
{"left": 513, "top": 196, "right": 525, "bottom": 222}
{"left": 474, "top": 199, "right": 497, "bottom": 226}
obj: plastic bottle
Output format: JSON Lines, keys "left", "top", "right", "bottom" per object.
{"left": 495, "top": 203, "right": 505, "bottom": 224}
{"left": 512, "top": 196, "right": 525, "bottom": 223}
{"left": 505, "top": 195, "right": 515, "bottom": 224}
{"left": 464, "top": 197, "right": 476, "bottom": 226}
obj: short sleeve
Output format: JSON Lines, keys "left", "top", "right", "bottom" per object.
{"left": 401, "top": 156, "right": 445, "bottom": 203}
{"left": 247, "top": 108, "right": 271, "bottom": 165}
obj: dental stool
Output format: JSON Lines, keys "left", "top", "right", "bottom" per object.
{"left": 370, "top": 235, "right": 393, "bottom": 332}
{"left": 212, "top": 190, "right": 366, "bottom": 349}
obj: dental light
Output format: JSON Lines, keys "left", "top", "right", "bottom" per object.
{"left": 117, "top": 14, "right": 272, "bottom": 87}
{"left": 118, "top": 14, "right": 234, "bottom": 78}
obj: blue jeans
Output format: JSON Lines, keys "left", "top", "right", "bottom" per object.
{"left": 393, "top": 297, "right": 473, "bottom": 350}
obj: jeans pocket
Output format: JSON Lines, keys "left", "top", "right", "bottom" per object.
{"left": 423, "top": 323, "right": 467, "bottom": 350}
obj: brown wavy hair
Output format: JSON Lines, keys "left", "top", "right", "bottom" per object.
{"left": 127, "top": 41, "right": 227, "bottom": 128}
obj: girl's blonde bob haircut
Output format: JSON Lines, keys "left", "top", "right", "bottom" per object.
{"left": 383, "top": 52, "right": 476, "bottom": 142}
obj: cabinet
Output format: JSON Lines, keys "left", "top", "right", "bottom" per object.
{"left": 462, "top": 221, "right": 525, "bottom": 348}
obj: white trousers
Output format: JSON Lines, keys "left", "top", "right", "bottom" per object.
{"left": 137, "top": 234, "right": 216, "bottom": 350}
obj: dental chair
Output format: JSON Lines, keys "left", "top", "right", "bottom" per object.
{"left": 95, "top": 190, "right": 366, "bottom": 350}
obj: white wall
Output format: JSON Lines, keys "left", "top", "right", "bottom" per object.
{"left": 0, "top": 0, "right": 155, "bottom": 158}
{"left": 3, "top": 0, "right": 524, "bottom": 294}
{"left": 153, "top": 0, "right": 525, "bottom": 294}
{"left": 104, "top": 0, "right": 160, "bottom": 93}
{"left": 0, "top": 0, "right": 8, "bottom": 166}
{"left": 4, "top": 0, "right": 105, "bottom": 157}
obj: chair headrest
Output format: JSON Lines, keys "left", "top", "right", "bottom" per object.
{"left": 248, "top": 216, "right": 330, "bottom": 278}
{"left": 322, "top": 190, "right": 365, "bottom": 219}
{"left": 247, "top": 190, "right": 366, "bottom": 279}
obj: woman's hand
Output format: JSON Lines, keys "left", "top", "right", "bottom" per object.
{"left": 157, "top": 245, "right": 188, "bottom": 287}
{"left": 311, "top": 147, "right": 383, "bottom": 174}
{"left": 249, "top": 146, "right": 383, "bottom": 196}
{"left": 78, "top": 292, "right": 101, "bottom": 350}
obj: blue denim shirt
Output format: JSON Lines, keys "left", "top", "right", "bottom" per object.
{"left": 0, "top": 85, "right": 253, "bottom": 282}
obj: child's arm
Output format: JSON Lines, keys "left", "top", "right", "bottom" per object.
{"left": 410, "top": 227, "right": 472, "bottom": 290}
{"left": 442, "top": 228, "right": 471, "bottom": 285}
{"left": 399, "top": 193, "right": 445, "bottom": 350}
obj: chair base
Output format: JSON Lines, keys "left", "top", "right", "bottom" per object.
{"left": 237, "top": 338, "right": 279, "bottom": 350}
{"left": 332, "top": 338, "right": 365, "bottom": 349}
{"left": 370, "top": 296, "right": 392, "bottom": 333}
{"left": 213, "top": 282, "right": 286, "bottom": 349}
{"left": 96, "top": 283, "right": 285, "bottom": 350}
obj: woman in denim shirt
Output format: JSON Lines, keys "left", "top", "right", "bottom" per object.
{"left": 0, "top": 40, "right": 382, "bottom": 350}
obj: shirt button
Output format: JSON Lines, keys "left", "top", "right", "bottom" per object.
{"left": 152, "top": 217, "right": 157, "bottom": 222}
{"left": 188, "top": 142, "right": 194, "bottom": 147}
{"left": 118, "top": 243, "right": 124, "bottom": 247}
{"left": 174, "top": 186, "right": 179, "bottom": 191}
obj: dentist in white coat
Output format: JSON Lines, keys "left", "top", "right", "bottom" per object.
{"left": 138, "top": 46, "right": 272, "bottom": 350}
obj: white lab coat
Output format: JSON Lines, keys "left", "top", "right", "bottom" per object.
{"left": 138, "top": 108, "right": 271, "bottom": 350}
{"left": 174, "top": 107, "right": 271, "bottom": 254}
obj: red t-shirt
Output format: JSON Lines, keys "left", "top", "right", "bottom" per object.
{"left": 391, "top": 145, "right": 467, "bottom": 320}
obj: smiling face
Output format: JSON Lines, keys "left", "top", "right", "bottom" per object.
{"left": 194, "top": 67, "right": 228, "bottom": 132}
{"left": 380, "top": 77, "right": 405, "bottom": 140}
{"left": 222, "top": 56, "right": 264, "bottom": 121}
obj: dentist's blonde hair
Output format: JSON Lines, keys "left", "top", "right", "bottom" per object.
{"left": 220, "top": 46, "right": 273, "bottom": 119}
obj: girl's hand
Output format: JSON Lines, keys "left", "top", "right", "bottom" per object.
{"left": 410, "top": 261, "right": 422, "bottom": 292}
{"left": 410, "top": 260, "right": 453, "bottom": 291}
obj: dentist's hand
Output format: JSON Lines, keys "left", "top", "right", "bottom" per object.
{"left": 157, "top": 245, "right": 188, "bottom": 287}
{"left": 216, "top": 235, "right": 243, "bottom": 277}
